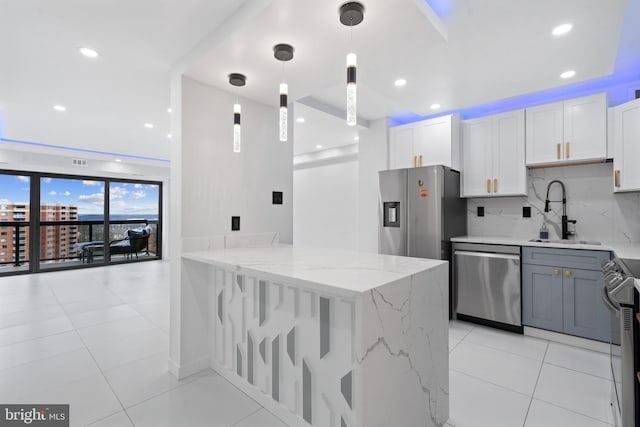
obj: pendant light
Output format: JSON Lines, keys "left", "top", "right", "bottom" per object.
{"left": 229, "top": 73, "right": 246, "bottom": 153}
{"left": 339, "top": 2, "right": 364, "bottom": 127}
{"left": 273, "top": 44, "right": 294, "bottom": 142}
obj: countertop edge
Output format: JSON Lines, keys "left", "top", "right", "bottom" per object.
{"left": 181, "top": 250, "right": 448, "bottom": 297}
{"left": 451, "top": 236, "right": 640, "bottom": 261}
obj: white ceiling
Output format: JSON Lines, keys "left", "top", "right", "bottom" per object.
{"left": 0, "top": 0, "right": 246, "bottom": 162}
{"left": 187, "top": 0, "right": 632, "bottom": 120}
{"left": 0, "top": 0, "right": 637, "bottom": 161}
{"left": 293, "top": 103, "right": 362, "bottom": 156}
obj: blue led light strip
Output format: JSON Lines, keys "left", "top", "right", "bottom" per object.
{"left": 0, "top": 137, "right": 170, "bottom": 163}
{"left": 389, "top": 72, "right": 640, "bottom": 127}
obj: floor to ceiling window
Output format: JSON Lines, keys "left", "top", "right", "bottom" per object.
{"left": 39, "top": 176, "right": 105, "bottom": 269}
{"left": 0, "top": 172, "right": 31, "bottom": 274}
{"left": 108, "top": 181, "right": 161, "bottom": 263}
{"left": 0, "top": 170, "right": 162, "bottom": 276}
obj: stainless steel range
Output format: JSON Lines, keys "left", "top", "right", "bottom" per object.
{"left": 601, "top": 257, "right": 640, "bottom": 427}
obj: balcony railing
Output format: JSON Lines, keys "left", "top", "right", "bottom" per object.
{"left": 0, "top": 218, "right": 160, "bottom": 270}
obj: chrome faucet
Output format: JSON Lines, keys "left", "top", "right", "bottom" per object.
{"left": 544, "top": 180, "right": 577, "bottom": 240}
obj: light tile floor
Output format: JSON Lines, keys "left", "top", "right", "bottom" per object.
{"left": 0, "top": 261, "right": 616, "bottom": 426}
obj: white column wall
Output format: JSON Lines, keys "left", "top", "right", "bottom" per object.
{"left": 169, "top": 75, "right": 293, "bottom": 377}
{"left": 357, "top": 118, "right": 388, "bottom": 253}
{"left": 180, "top": 77, "right": 293, "bottom": 241}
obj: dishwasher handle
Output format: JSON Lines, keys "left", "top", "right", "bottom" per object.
{"left": 454, "top": 250, "right": 520, "bottom": 261}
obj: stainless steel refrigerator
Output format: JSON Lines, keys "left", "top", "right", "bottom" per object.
{"left": 379, "top": 165, "right": 467, "bottom": 313}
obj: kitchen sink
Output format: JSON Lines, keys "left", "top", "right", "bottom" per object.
{"left": 528, "top": 239, "right": 602, "bottom": 245}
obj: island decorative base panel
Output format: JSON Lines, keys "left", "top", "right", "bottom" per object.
{"left": 210, "top": 264, "right": 449, "bottom": 427}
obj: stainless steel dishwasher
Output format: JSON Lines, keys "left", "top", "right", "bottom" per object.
{"left": 453, "top": 243, "right": 522, "bottom": 332}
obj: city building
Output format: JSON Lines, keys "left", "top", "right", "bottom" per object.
{"left": 0, "top": 201, "right": 30, "bottom": 266}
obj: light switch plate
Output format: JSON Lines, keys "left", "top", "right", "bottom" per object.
{"left": 272, "top": 191, "right": 283, "bottom": 205}
{"left": 231, "top": 216, "right": 240, "bottom": 231}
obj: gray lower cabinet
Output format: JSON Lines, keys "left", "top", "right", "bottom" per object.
{"left": 522, "top": 247, "right": 610, "bottom": 342}
{"left": 562, "top": 268, "right": 610, "bottom": 341}
{"left": 522, "top": 264, "right": 564, "bottom": 333}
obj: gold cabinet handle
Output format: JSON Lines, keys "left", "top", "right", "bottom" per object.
{"left": 419, "top": 155, "right": 423, "bottom": 167}
{"left": 413, "top": 155, "right": 417, "bottom": 168}
{"left": 553, "top": 269, "right": 561, "bottom": 275}
{"left": 557, "top": 143, "right": 561, "bottom": 160}
{"left": 487, "top": 179, "right": 491, "bottom": 193}
{"left": 615, "top": 170, "right": 621, "bottom": 187}
{"left": 565, "top": 270, "right": 572, "bottom": 277}
{"left": 566, "top": 142, "right": 570, "bottom": 159}
{"left": 493, "top": 179, "right": 498, "bottom": 193}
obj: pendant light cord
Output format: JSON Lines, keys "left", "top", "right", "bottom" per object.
{"left": 350, "top": 19, "right": 353, "bottom": 53}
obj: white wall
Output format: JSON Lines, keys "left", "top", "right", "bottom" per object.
{"left": 294, "top": 158, "right": 359, "bottom": 250}
{"left": 292, "top": 116, "right": 388, "bottom": 253}
{"left": 357, "top": 118, "right": 388, "bottom": 253}
{"left": 180, "top": 77, "right": 293, "bottom": 242}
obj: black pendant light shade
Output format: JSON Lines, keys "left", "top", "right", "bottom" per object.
{"left": 228, "top": 73, "right": 247, "bottom": 87}
{"left": 339, "top": 2, "right": 365, "bottom": 26}
{"left": 273, "top": 44, "right": 295, "bottom": 62}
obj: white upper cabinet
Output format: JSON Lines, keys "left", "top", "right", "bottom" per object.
{"left": 613, "top": 98, "right": 640, "bottom": 192}
{"left": 526, "top": 93, "right": 607, "bottom": 166}
{"left": 494, "top": 110, "right": 527, "bottom": 195}
{"left": 388, "top": 125, "right": 414, "bottom": 170}
{"left": 388, "top": 114, "right": 460, "bottom": 170}
{"left": 461, "top": 117, "right": 492, "bottom": 197}
{"left": 462, "top": 109, "right": 526, "bottom": 197}
{"left": 525, "top": 101, "right": 563, "bottom": 165}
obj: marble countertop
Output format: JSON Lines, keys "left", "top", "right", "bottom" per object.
{"left": 451, "top": 236, "right": 640, "bottom": 261}
{"left": 182, "top": 245, "right": 447, "bottom": 295}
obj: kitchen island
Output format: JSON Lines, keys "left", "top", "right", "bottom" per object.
{"left": 175, "top": 246, "right": 449, "bottom": 427}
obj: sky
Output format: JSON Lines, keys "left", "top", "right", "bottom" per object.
{"left": 0, "top": 174, "right": 159, "bottom": 216}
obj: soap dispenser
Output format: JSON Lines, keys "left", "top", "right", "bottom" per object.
{"left": 539, "top": 223, "right": 549, "bottom": 240}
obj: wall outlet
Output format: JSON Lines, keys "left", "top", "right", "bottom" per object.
{"left": 272, "top": 191, "right": 283, "bottom": 205}
{"left": 523, "top": 206, "right": 531, "bottom": 218}
{"left": 231, "top": 216, "right": 240, "bottom": 231}
{"left": 477, "top": 206, "right": 484, "bottom": 217}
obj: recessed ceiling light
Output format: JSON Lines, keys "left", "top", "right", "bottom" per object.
{"left": 167, "top": 108, "right": 172, "bottom": 113}
{"left": 79, "top": 47, "right": 99, "bottom": 58}
{"left": 296, "top": 117, "right": 305, "bottom": 123}
{"left": 167, "top": 134, "right": 172, "bottom": 139}
{"left": 560, "top": 70, "right": 576, "bottom": 79}
{"left": 115, "top": 159, "right": 122, "bottom": 163}
{"left": 315, "top": 144, "right": 323, "bottom": 149}
{"left": 394, "top": 78, "right": 407, "bottom": 87}
{"left": 430, "top": 103, "right": 441, "bottom": 110}
{"left": 53, "top": 105, "right": 66, "bottom": 112}
{"left": 354, "top": 136, "right": 360, "bottom": 141}
{"left": 144, "top": 123, "right": 154, "bottom": 129}
{"left": 552, "top": 23, "right": 573, "bottom": 36}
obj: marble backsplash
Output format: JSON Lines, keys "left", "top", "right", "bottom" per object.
{"left": 467, "top": 163, "right": 640, "bottom": 244}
